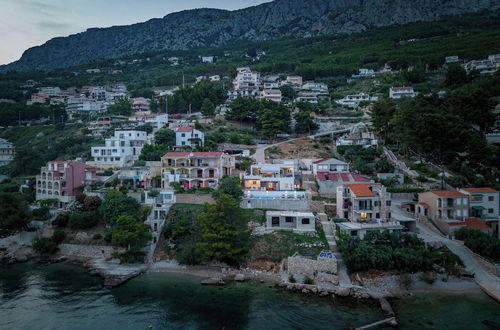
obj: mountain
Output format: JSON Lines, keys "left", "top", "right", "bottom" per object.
{"left": 3, "top": 0, "right": 500, "bottom": 72}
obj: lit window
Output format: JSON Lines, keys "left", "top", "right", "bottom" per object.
{"left": 360, "top": 212, "right": 368, "bottom": 219}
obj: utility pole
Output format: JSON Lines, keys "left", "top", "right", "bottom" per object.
{"left": 182, "top": 73, "right": 185, "bottom": 89}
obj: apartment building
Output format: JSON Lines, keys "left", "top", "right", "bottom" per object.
{"left": 265, "top": 211, "right": 316, "bottom": 233}
{"left": 416, "top": 190, "right": 469, "bottom": 221}
{"left": 336, "top": 183, "right": 392, "bottom": 222}
{"left": 261, "top": 89, "right": 282, "bottom": 103}
{"left": 0, "top": 138, "right": 15, "bottom": 166}
{"left": 161, "top": 152, "right": 235, "bottom": 189}
{"left": 243, "top": 163, "right": 295, "bottom": 191}
{"left": 36, "top": 161, "right": 97, "bottom": 208}
{"left": 460, "top": 188, "right": 499, "bottom": 219}
{"left": 175, "top": 127, "right": 204, "bottom": 148}
{"left": 336, "top": 93, "right": 378, "bottom": 106}
{"left": 301, "top": 83, "right": 328, "bottom": 94}
{"left": 233, "top": 67, "right": 261, "bottom": 92}
{"left": 389, "top": 86, "right": 416, "bottom": 99}
{"left": 286, "top": 76, "right": 303, "bottom": 86}
{"left": 312, "top": 158, "right": 371, "bottom": 194}
{"left": 91, "top": 130, "right": 148, "bottom": 168}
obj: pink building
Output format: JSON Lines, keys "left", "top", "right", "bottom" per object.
{"left": 36, "top": 161, "right": 97, "bottom": 208}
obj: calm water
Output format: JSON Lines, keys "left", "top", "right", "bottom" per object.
{"left": 0, "top": 263, "right": 498, "bottom": 330}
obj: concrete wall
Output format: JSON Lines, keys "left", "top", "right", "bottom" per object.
{"left": 242, "top": 198, "right": 309, "bottom": 211}
{"left": 176, "top": 194, "right": 215, "bottom": 205}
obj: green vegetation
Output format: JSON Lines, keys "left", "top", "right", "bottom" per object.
{"left": 212, "top": 177, "right": 243, "bottom": 200}
{"left": 112, "top": 215, "right": 152, "bottom": 262}
{"left": 338, "top": 231, "right": 461, "bottom": 274}
{"left": 251, "top": 230, "right": 328, "bottom": 262}
{"left": 455, "top": 228, "right": 500, "bottom": 262}
{"left": 0, "top": 192, "right": 31, "bottom": 237}
{"left": 371, "top": 73, "right": 500, "bottom": 189}
{"left": 98, "top": 191, "right": 141, "bottom": 226}
{"left": 107, "top": 96, "right": 132, "bottom": 116}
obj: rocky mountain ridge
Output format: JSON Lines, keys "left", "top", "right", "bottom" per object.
{"left": 3, "top": 0, "right": 500, "bottom": 72}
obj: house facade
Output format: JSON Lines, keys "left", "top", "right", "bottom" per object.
{"left": 313, "top": 158, "right": 371, "bottom": 194}
{"left": 0, "top": 138, "right": 15, "bottom": 166}
{"left": 286, "top": 76, "right": 303, "bottom": 86}
{"left": 389, "top": 86, "right": 416, "bottom": 99}
{"left": 265, "top": 211, "right": 316, "bottom": 233}
{"left": 243, "top": 163, "right": 295, "bottom": 191}
{"left": 336, "top": 183, "right": 392, "bottom": 221}
{"left": 460, "top": 188, "right": 499, "bottom": 219}
{"left": 175, "top": 127, "right": 204, "bottom": 148}
{"left": 336, "top": 93, "right": 378, "bottom": 106}
{"left": 416, "top": 190, "right": 469, "bottom": 221}
{"left": 36, "top": 161, "right": 97, "bottom": 208}
{"left": 161, "top": 152, "right": 235, "bottom": 189}
{"left": 91, "top": 130, "right": 149, "bottom": 168}
{"left": 233, "top": 67, "right": 261, "bottom": 92}
{"left": 336, "top": 132, "right": 378, "bottom": 147}
{"left": 261, "top": 89, "right": 282, "bottom": 102}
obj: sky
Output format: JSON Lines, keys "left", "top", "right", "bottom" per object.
{"left": 0, "top": 0, "right": 271, "bottom": 65}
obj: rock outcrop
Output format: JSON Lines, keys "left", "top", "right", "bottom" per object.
{"left": 2, "top": 0, "right": 499, "bottom": 72}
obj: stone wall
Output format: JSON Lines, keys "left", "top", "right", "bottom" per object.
{"left": 176, "top": 194, "right": 215, "bottom": 205}
{"left": 242, "top": 198, "right": 309, "bottom": 211}
{"left": 287, "top": 255, "right": 337, "bottom": 284}
{"left": 58, "top": 244, "right": 115, "bottom": 260}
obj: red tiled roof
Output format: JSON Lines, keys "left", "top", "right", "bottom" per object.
{"left": 176, "top": 127, "right": 194, "bottom": 132}
{"left": 340, "top": 173, "right": 350, "bottom": 181}
{"left": 465, "top": 219, "right": 492, "bottom": 231}
{"left": 418, "top": 202, "right": 429, "bottom": 207}
{"left": 163, "top": 152, "right": 225, "bottom": 158}
{"left": 313, "top": 158, "right": 331, "bottom": 164}
{"left": 391, "top": 86, "right": 413, "bottom": 90}
{"left": 430, "top": 190, "right": 467, "bottom": 197}
{"left": 462, "top": 188, "right": 499, "bottom": 194}
{"left": 351, "top": 174, "right": 370, "bottom": 182}
{"left": 348, "top": 183, "right": 377, "bottom": 197}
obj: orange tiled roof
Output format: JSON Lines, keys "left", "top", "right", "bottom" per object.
{"left": 175, "top": 127, "right": 194, "bottom": 132}
{"left": 465, "top": 219, "right": 492, "bottom": 231}
{"left": 462, "top": 188, "right": 499, "bottom": 194}
{"left": 430, "top": 190, "right": 467, "bottom": 197}
{"left": 347, "top": 183, "right": 380, "bottom": 197}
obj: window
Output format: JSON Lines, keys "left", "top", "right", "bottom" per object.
{"left": 285, "top": 217, "right": 294, "bottom": 223}
{"left": 456, "top": 198, "right": 462, "bottom": 206}
{"left": 301, "top": 218, "right": 310, "bottom": 225}
{"left": 271, "top": 217, "right": 279, "bottom": 227}
{"left": 376, "top": 213, "right": 380, "bottom": 218}
{"left": 386, "top": 201, "right": 391, "bottom": 206}
{"left": 350, "top": 230, "right": 358, "bottom": 237}
{"left": 489, "top": 196, "right": 494, "bottom": 201}
{"left": 387, "top": 212, "right": 391, "bottom": 219}
{"left": 374, "top": 201, "right": 380, "bottom": 207}
{"left": 181, "top": 133, "right": 185, "bottom": 137}
{"left": 489, "top": 208, "right": 494, "bottom": 214}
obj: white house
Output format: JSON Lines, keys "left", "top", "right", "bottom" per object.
{"left": 265, "top": 211, "right": 316, "bottom": 233}
{"left": 295, "top": 92, "right": 318, "bottom": 104}
{"left": 445, "top": 56, "right": 459, "bottom": 64}
{"left": 243, "top": 163, "right": 295, "bottom": 191}
{"left": 389, "top": 86, "right": 416, "bottom": 99}
{"left": 0, "top": 138, "right": 15, "bottom": 166}
{"left": 336, "top": 93, "right": 378, "bottom": 106}
{"left": 261, "top": 89, "right": 282, "bottom": 102}
{"left": 201, "top": 56, "right": 216, "bottom": 63}
{"left": 286, "top": 76, "right": 303, "bottom": 86}
{"left": 460, "top": 188, "right": 499, "bottom": 220}
{"left": 301, "top": 82, "right": 328, "bottom": 94}
{"left": 90, "top": 130, "right": 149, "bottom": 168}
{"left": 464, "top": 60, "right": 497, "bottom": 75}
{"left": 336, "top": 132, "right": 378, "bottom": 148}
{"left": 233, "top": 67, "right": 261, "bottom": 92}
{"left": 352, "top": 68, "right": 375, "bottom": 78}
{"left": 175, "top": 127, "right": 204, "bottom": 148}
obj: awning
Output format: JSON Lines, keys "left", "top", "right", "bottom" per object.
{"left": 472, "top": 206, "right": 486, "bottom": 210}
{"left": 472, "top": 194, "right": 483, "bottom": 197}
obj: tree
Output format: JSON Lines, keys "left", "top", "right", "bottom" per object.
{"left": 154, "top": 129, "right": 176, "bottom": 146}
{"left": 198, "top": 194, "right": 251, "bottom": 264}
{"left": 139, "top": 144, "right": 170, "bottom": 161}
{"left": 69, "top": 211, "right": 99, "bottom": 229}
{"left": 0, "top": 192, "right": 31, "bottom": 236}
{"left": 280, "top": 85, "right": 297, "bottom": 100}
{"left": 98, "top": 191, "right": 140, "bottom": 226}
{"left": 227, "top": 97, "right": 261, "bottom": 122}
{"left": 33, "top": 238, "right": 58, "bottom": 254}
{"left": 375, "top": 158, "right": 395, "bottom": 173}
{"left": 84, "top": 196, "right": 102, "bottom": 211}
{"left": 200, "top": 98, "right": 215, "bottom": 117}
{"left": 107, "top": 96, "right": 132, "bottom": 116}
{"left": 213, "top": 177, "right": 243, "bottom": 200}
{"left": 444, "top": 63, "right": 467, "bottom": 87}
{"left": 294, "top": 109, "right": 318, "bottom": 134}
{"left": 136, "top": 123, "right": 154, "bottom": 134}
{"left": 112, "top": 215, "right": 151, "bottom": 251}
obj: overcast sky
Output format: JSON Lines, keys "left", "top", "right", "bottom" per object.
{"left": 0, "top": 0, "right": 271, "bottom": 65}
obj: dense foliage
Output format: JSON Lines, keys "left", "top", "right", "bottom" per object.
{"left": 455, "top": 228, "right": 500, "bottom": 261}
{"left": 338, "top": 231, "right": 433, "bottom": 273}
{"left": 98, "top": 191, "right": 141, "bottom": 226}
{"left": 0, "top": 192, "right": 31, "bottom": 237}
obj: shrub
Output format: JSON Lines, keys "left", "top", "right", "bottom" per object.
{"left": 104, "top": 231, "right": 112, "bottom": 242}
{"left": 303, "top": 276, "right": 314, "bottom": 285}
{"left": 113, "top": 250, "right": 146, "bottom": 264}
{"left": 175, "top": 243, "right": 204, "bottom": 265}
{"left": 84, "top": 196, "right": 102, "bottom": 211}
{"left": 288, "top": 274, "right": 297, "bottom": 283}
{"left": 52, "top": 230, "right": 66, "bottom": 244}
{"left": 93, "top": 233, "right": 103, "bottom": 240}
{"left": 69, "top": 211, "right": 99, "bottom": 229}
{"left": 32, "top": 206, "right": 50, "bottom": 220}
{"left": 455, "top": 228, "right": 500, "bottom": 261}
{"left": 53, "top": 212, "right": 70, "bottom": 227}
{"left": 399, "top": 273, "right": 413, "bottom": 289}
{"left": 419, "top": 272, "right": 437, "bottom": 284}
{"left": 33, "top": 238, "right": 58, "bottom": 254}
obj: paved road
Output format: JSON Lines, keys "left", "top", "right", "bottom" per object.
{"left": 417, "top": 222, "right": 500, "bottom": 302}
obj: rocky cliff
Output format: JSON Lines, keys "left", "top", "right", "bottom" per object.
{"left": 3, "top": 0, "right": 500, "bottom": 72}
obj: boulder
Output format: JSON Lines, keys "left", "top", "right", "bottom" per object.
{"left": 334, "top": 287, "right": 350, "bottom": 297}
{"left": 201, "top": 277, "right": 226, "bottom": 286}
{"left": 234, "top": 274, "right": 246, "bottom": 282}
